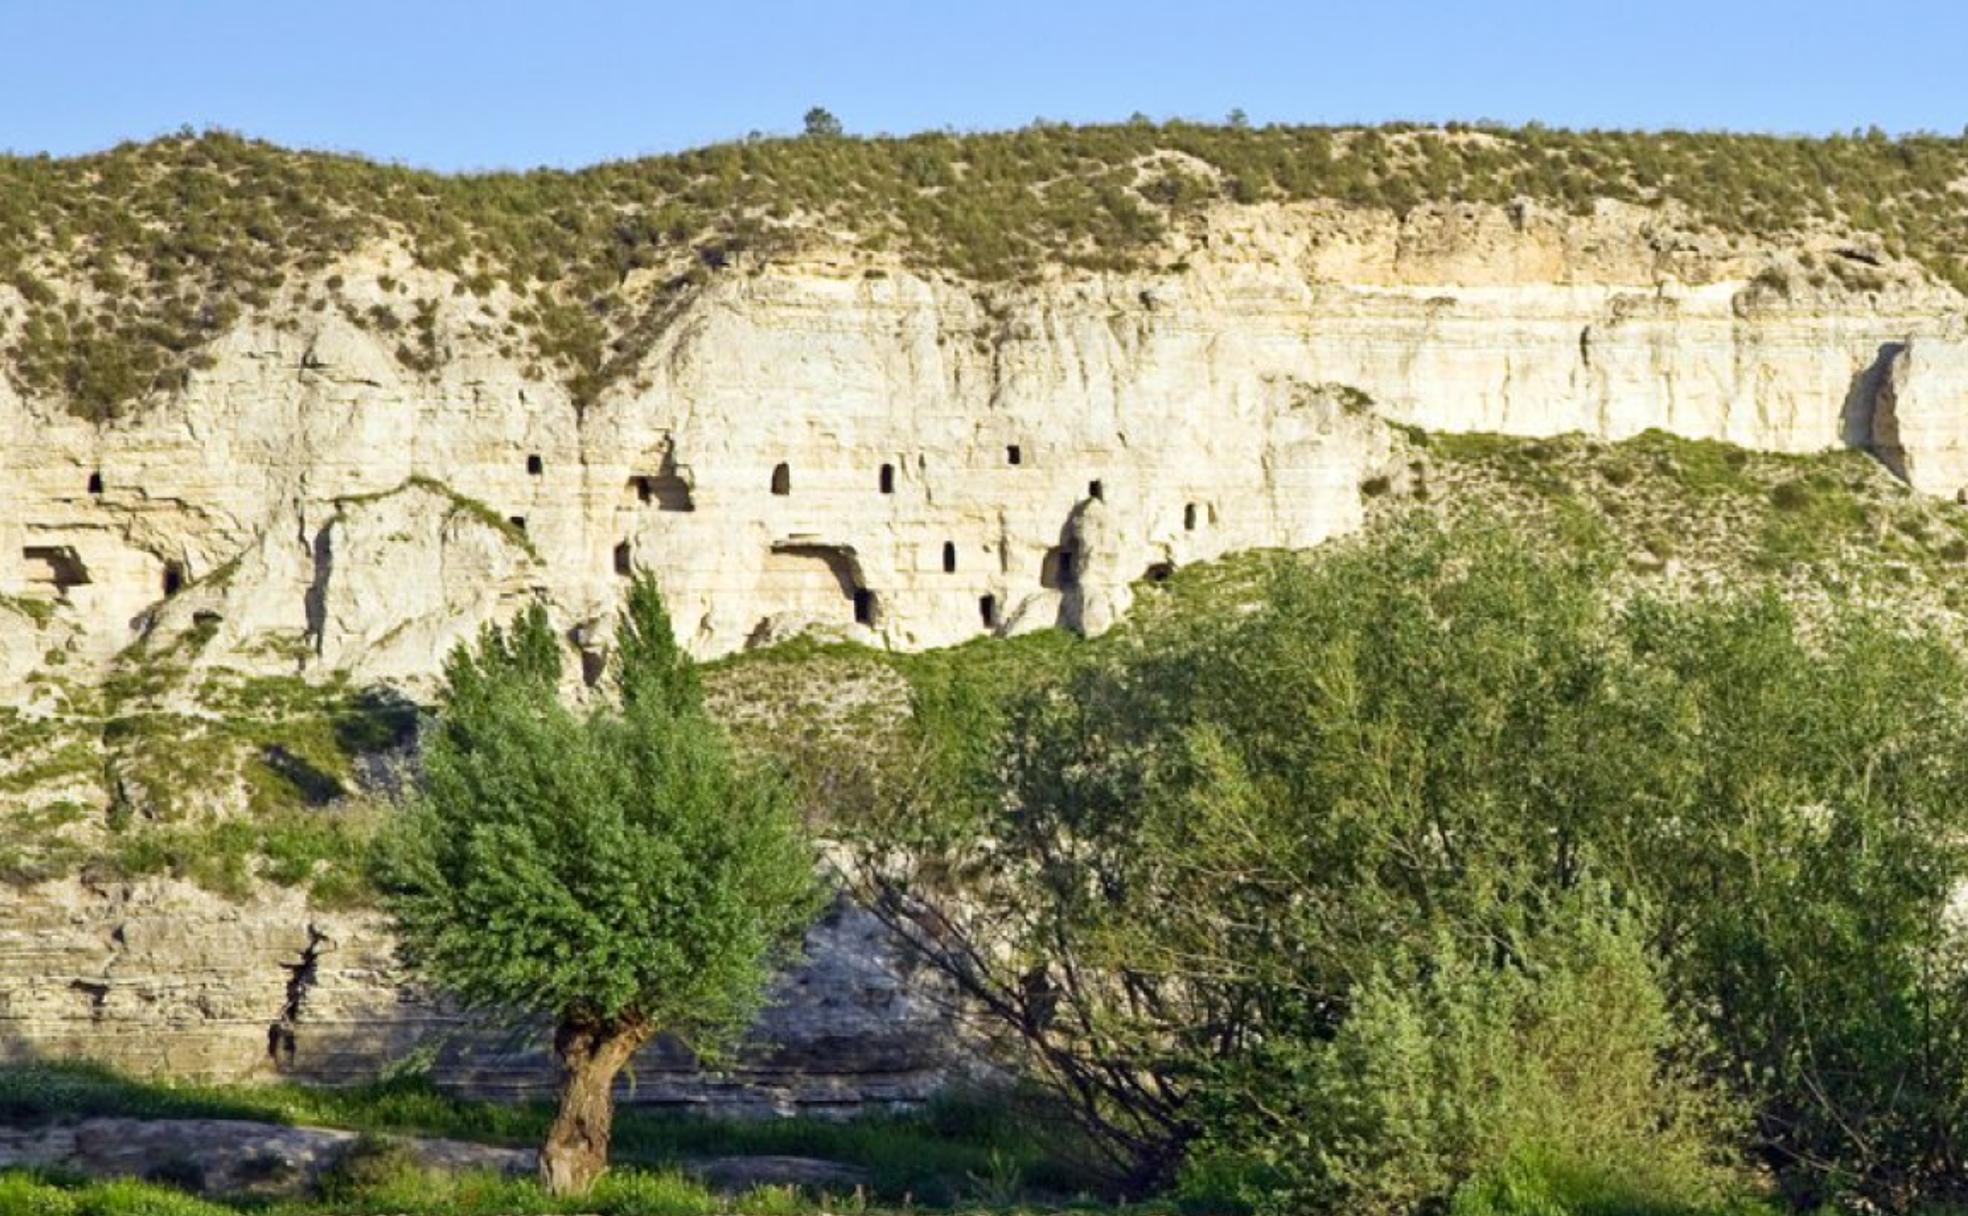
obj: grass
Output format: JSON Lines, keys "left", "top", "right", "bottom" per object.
{"left": 1447, "top": 1151, "right": 1780, "bottom": 1216}
{"left": 6, "top": 122, "right": 1967, "bottom": 419}
{"left": 0, "top": 1168, "right": 755, "bottom": 1216}
{"left": 0, "top": 1064, "right": 1097, "bottom": 1208}
{"left": 0, "top": 657, "right": 414, "bottom": 898}
{"left": 0, "top": 1166, "right": 1169, "bottom": 1216}
{"left": 0, "top": 594, "right": 57, "bottom": 628}
{"left": 328, "top": 477, "right": 539, "bottom": 560}
{"left": 1405, "top": 427, "right": 1948, "bottom": 582}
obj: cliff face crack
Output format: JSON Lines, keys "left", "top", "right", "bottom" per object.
{"left": 70, "top": 979, "right": 111, "bottom": 1020}
{"left": 268, "top": 925, "right": 326, "bottom": 1070}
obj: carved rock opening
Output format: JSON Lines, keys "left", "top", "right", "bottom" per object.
{"left": 23, "top": 545, "right": 90, "bottom": 594}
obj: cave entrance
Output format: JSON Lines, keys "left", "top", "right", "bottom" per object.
{"left": 1040, "top": 546, "right": 1077, "bottom": 591}
{"left": 22, "top": 546, "right": 90, "bottom": 596}
{"left": 763, "top": 544, "right": 872, "bottom": 627}
{"left": 631, "top": 472, "right": 695, "bottom": 511}
{"left": 631, "top": 440, "right": 698, "bottom": 512}
{"left": 771, "top": 463, "right": 792, "bottom": 496}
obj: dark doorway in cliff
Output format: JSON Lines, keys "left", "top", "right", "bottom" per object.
{"left": 1006, "top": 444, "right": 1022, "bottom": 466}
{"left": 614, "top": 542, "right": 633, "bottom": 576}
{"left": 880, "top": 464, "right": 896, "bottom": 494}
{"left": 1844, "top": 340, "right": 1910, "bottom": 474}
{"left": 853, "top": 589, "right": 876, "bottom": 626}
{"left": 23, "top": 546, "right": 89, "bottom": 596}
{"left": 162, "top": 562, "right": 185, "bottom": 598}
{"left": 1184, "top": 503, "right": 1199, "bottom": 531}
{"left": 631, "top": 473, "right": 694, "bottom": 512}
{"left": 509, "top": 516, "right": 528, "bottom": 534}
{"left": 1088, "top": 479, "right": 1105, "bottom": 502}
{"left": 1041, "top": 546, "right": 1077, "bottom": 591}
{"left": 1145, "top": 561, "right": 1175, "bottom": 584}
{"left": 87, "top": 472, "right": 103, "bottom": 495}
{"left": 979, "top": 594, "right": 998, "bottom": 629}
{"left": 526, "top": 454, "right": 544, "bottom": 476}
{"left": 771, "top": 463, "right": 791, "bottom": 496}
{"left": 942, "top": 542, "right": 957, "bottom": 573}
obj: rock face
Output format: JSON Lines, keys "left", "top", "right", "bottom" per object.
{"left": 3, "top": 197, "right": 1967, "bottom": 1110}
{"left": 0, "top": 878, "right": 968, "bottom": 1116}
{"left": 5, "top": 199, "right": 1961, "bottom": 697}
{"left": 1875, "top": 338, "right": 1968, "bottom": 496}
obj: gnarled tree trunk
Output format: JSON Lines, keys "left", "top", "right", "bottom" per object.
{"left": 538, "top": 1011, "right": 652, "bottom": 1196}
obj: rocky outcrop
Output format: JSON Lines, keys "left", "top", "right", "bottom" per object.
{"left": 0, "top": 879, "right": 970, "bottom": 1117}
{"left": 1875, "top": 338, "right": 1968, "bottom": 497}
{"left": 0, "top": 1117, "right": 869, "bottom": 1195}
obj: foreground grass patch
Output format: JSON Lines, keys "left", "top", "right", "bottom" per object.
{"left": 0, "top": 1065, "right": 1093, "bottom": 1207}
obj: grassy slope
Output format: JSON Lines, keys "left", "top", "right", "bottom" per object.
{"left": 4, "top": 123, "right": 1966, "bottom": 418}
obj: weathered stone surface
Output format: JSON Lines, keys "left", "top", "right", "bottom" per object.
{"left": 0, "top": 1116, "right": 870, "bottom": 1195}
{"left": 0, "top": 881, "right": 970, "bottom": 1117}
{"left": 6, "top": 200, "right": 1962, "bottom": 700}
{"left": 1875, "top": 338, "right": 1968, "bottom": 497}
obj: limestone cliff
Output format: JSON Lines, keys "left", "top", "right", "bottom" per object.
{"left": 3, "top": 198, "right": 1965, "bottom": 695}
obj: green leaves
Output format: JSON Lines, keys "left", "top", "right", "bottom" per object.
{"left": 871, "top": 515, "right": 1968, "bottom": 1205}
{"left": 378, "top": 585, "right": 820, "bottom": 1055}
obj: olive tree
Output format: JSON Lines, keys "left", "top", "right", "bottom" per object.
{"left": 378, "top": 575, "right": 821, "bottom": 1195}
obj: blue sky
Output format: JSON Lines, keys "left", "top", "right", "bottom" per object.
{"left": 4, "top": 1, "right": 1965, "bottom": 171}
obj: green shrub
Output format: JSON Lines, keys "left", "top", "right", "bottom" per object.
{"left": 1185, "top": 894, "right": 1736, "bottom": 1215}
{"left": 1450, "top": 1151, "right": 1779, "bottom": 1216}
{"left": 858, "top": 515, "right": 1968, "bottom": 1207}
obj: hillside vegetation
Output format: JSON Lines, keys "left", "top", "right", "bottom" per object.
{"left": 4, "top": 121, "right": 1967, "bottom": 417}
